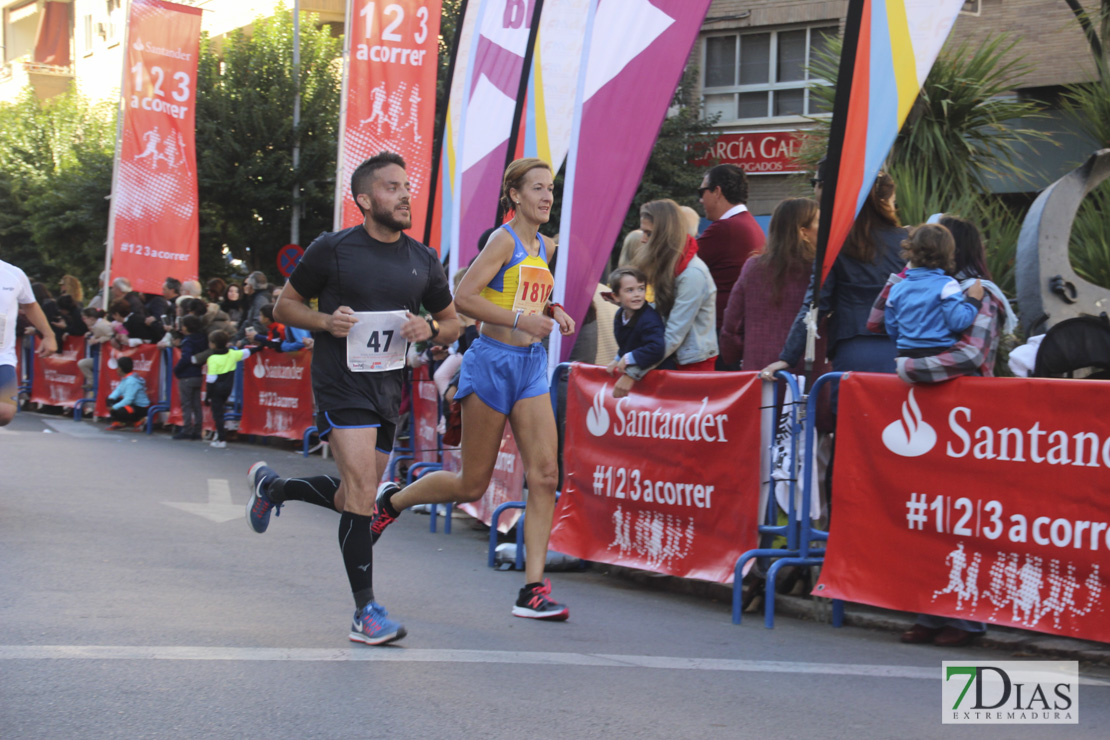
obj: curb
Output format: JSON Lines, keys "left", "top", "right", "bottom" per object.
{"left": 591, "top": 563, "right": 1110, "bottom": 666}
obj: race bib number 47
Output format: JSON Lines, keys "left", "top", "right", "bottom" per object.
{"left": 346, "top": 310, "right": 408, "bottom": 372}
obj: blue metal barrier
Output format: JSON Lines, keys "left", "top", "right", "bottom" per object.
{"left": 17, "top": 339, "right": 32, "bottom": 397}
{"left": 733, "top": 371, "right": 843, "bottom": 628}
{"left": 485, "top": 362, "right": 573, "bottom": 570}
{"left": 73, "top": 344, "right": 99, "bottom": 420}
{"left": 488, "top": 502, "right": 527, "bottom": 570}
{"left": 144, "top": 348, "right": 174, "bottom": 433}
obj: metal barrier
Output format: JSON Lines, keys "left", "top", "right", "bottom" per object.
{"left": 73, "top": 344, "right": 100, "bottom": 420}
{"left": 732, "top": 371, "right": 844, "bottom": 628}
{"left": 485, "top": 362, "right": 572, "bottom": 570}
{"left": 143, "top": 348, "right": 175, "bottom": 433}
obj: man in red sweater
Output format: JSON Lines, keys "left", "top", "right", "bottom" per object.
{"left": 696, "top": 164, "right": 765, "bottom": 343}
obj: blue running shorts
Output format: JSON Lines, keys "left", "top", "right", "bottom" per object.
{"left": 455, "top": 336, "right": 549, "bottom": 415}
{"left": 0, "top": 364, "right": 17, "bottom": 406}
{"left": 316, "top": 408, "right": 395, "bottom": 453}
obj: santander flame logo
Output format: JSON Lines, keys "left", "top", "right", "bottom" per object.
{"left": 881, "top": 388, "right": 937, "bottom": 457}
{"left": 253, "top": 361, "right": 267, "bottom": 379}
{"left": 586, "top": 387, "right": 610, "bottom": 437}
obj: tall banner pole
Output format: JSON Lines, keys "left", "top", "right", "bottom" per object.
{"left": 495, "top": 0, "right": 544, "bottom": 225}
{"left": 333, "top": 0, "right": 356, "bottom": 230}
{"left": 291, "top": 0, "right": 302, "bottom": 247}
{"left": 103, "top": 0, "right": 135, "bottom": 310}
{"left": 423, "top": 0, "right": 470, "bottom": 247}
{"left": 546, "top": 0, "right": 597, "bottom": 372}
{"left": 449, "top": 0, "right": 491, "bottom": 280}
{"left": 805, "top": 0, "right": 865, "bottom": 375}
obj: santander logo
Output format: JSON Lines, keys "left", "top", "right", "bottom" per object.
{"left": 882, "top": 388, "right": 937, "bottom": 457}
{"left": 586, "top": 387, "right": 610, "bottom": 437}
{"left": 253, "top": 360, "right": 267, "bottom": 379}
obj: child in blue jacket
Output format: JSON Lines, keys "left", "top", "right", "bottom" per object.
{"left": 886, "top": 224, "right": 984, "bottom": 359}
{"left": 606, "top": 266, "right": 674, "bottom": 384}
{"left": 106, "top": 355, "right": 151, "bottom": 429}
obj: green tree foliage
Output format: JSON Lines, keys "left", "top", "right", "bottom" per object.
{"left": 195, "top": 5, "right": 341, "bottom": 279}
{"left": 0, "top": 87, "right": 117, "bottom": 289}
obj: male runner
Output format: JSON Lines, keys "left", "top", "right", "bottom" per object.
{"left": 1, "top": 258, "right": 58, "bottom": 426}
{"left": 246, "top": 152, "right": 459, "bottom": 645}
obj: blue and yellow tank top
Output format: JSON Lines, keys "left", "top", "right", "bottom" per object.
{"left": 480, "top": 224, "right": 554, "bottom": 316}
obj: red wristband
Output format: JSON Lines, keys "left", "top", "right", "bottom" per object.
{"left": 545, "top": 302, "right": 563, "bottom": 318}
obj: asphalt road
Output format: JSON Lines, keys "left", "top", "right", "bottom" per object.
{"left": 2, "top": 410, "right": 1108, "bottom": 739}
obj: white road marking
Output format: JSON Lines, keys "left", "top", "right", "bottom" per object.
{"left": 42, "top": 419, "right": 104, "bottom": 437}
{"left": 0, "top": 645, "right": 1107, "bottom": 684}
{"left": 163, "top": 478, "right": 242, "bottom": 523}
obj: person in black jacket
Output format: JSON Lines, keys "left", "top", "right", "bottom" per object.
{"left": 173, "top": 314, "right": 207, "bottom": 440}
{"left": 605, "top": 266, "right": 674, "bottom": 386}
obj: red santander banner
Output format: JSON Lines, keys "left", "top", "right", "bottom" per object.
{"left": 30, "top": 336, "right": 86, "bottom": 408}
{"left": 816, "top": 374, "right": 1110, "bottom": 643}
{"left": 109, "top": 0, "right": 202, "bottom": 294}
{"left": 444, "top": 426, "right": 524, "bottom": 534}
{"left": 238, "top": 350, "right": 314, "bottom": 440}
{"left": 550, "top": 365, "right": 761, "bottom": 583}
{"left": 336, "top": 0, "right": 441, "bottom": 237}
{"left": 95, "top": 344, "right": 163, "bottom": 417}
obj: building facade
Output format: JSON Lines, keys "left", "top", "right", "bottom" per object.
{"left": 1, "top": 0, "right": 344, "bottom": 103}
{"left": 693, "top": 0, "right": 1100, "bottom": 216}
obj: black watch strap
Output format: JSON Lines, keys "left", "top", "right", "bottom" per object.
{"left": 425, "top": 316, "right": 440, "bottom": 339}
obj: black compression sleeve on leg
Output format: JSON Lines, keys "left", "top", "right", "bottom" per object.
{"left": 339, "top": 511, "right": 374, "bottom": 610}
{"left": 269, "top": 475, "right": 340, "bottom": 510}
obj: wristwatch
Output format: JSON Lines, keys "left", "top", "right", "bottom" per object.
{"left": 424, "top": 316, "right": 440, "bottom": 340}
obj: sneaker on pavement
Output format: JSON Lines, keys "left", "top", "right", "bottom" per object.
{"left": 349, "top": 601, "right": 406, "bottom": 645}
{"left": 370, "top": 481, "right": 402, "bottom": 545}
{"left": 210, "top": 440, "right": 227, "bottom": 448}
{"left": 132, "top": 419, "right": 146, "bottom": 430}
{"left": 105, "top": 421, "right": 125, "bottom": 430}
{"left": 512, "top": 579, "right": 569, "bottom": 620}
{"left": 245, "top": 461, "right": 281, "bottom": 534}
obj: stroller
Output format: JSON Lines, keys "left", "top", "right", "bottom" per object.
{"left": 1032, "top": 315, "right": 1110, "bottom": 380}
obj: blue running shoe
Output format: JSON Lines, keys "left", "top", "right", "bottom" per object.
{"left": 349, "top": 601, "right": 406, "bottom": 645}
{"left": 245, "top": 461, "right": 281, "bottom": 534}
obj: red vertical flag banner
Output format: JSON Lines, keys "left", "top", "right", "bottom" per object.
{"left": 816, "top": 374, "right": 1110, "bottom": 644}
{"left": 550, "top": 365, "right": 761, "bottom": 583}
{"left": 336, "top": 0, "right": 442, "bottom": 235}
{"left": 109, "top": 0, "right": 202, "bottom": 295}
{"left": 238, "top": 350, "right": 315, "bottom": 440}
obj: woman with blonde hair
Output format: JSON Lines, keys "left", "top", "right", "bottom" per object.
{"left": 614, "top": 199, "right": 717, "bottom": 397}
{"left": 370, "top": 157, "right": 576, "bottom": 620}
{"left": 720, "top": 197, "right": 828, "bottom": 372}
{"left": 59, "top": 275, "right": 84, "bottom": 306}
